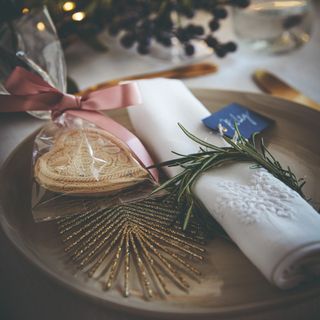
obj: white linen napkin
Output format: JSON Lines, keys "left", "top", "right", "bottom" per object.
{"left": 128, "top": 78, "right": 320, "bottom": 289}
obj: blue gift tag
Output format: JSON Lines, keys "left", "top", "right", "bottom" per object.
{"left": 202, "top": 103, "right": 272, "bottom": 139}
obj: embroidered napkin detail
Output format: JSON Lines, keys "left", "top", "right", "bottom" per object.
{"left": 214, "top": 169, "right": 298, "bottom": 224}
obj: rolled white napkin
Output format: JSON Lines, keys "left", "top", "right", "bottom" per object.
{"left": 128, "top": 78, "right": 320, "bottom": 289}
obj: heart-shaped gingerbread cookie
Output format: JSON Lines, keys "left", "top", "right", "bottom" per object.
{"left": 34, "top": 128, "right": 150, "bottom": 194}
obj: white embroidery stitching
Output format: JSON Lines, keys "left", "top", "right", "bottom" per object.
{"left": 214, "top": 169, "right": 298, "bottom": 224}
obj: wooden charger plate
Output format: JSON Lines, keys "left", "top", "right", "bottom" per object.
{"left": 0, "top": 89, "right": 319, "bottom": 319}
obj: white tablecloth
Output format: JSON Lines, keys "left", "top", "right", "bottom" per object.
{"left": 66, "top": 11, "right": 320, "bottom": 103}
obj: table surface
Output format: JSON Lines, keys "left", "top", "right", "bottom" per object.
{"left": 66, "top": 10, "right": 320, "bottom": 103}
{"left": 1, "top": 8, "right": 320, "bottom": 320}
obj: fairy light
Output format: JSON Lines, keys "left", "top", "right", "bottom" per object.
{"left": 72, "top": 11, "right": 86, "bottom": 21}
{"left": 36, "top": 22, "right": 46, "bottom": 31}
{"left": 22, "top": 7, "right": 29, "bottom": 14}
{"left": 63, "top": 1, "right": 76, "bottom": 12}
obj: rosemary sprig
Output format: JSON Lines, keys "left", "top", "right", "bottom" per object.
{"left": 150, "top": 123, "right": 306, "bottom": 230}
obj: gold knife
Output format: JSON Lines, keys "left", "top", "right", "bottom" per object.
{"left": 253, "top": 69, "right": 320, "bottom": 112}
{"left": 78, "top": 62, "right": 217, "bottom": 96}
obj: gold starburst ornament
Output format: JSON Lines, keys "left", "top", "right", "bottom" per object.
{"left": 57, "top": 195, "right": 206, "bottom": 299}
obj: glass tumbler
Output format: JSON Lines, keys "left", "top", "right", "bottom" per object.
{"left": 232, "top": 0, "right": 314, "bottom": 54}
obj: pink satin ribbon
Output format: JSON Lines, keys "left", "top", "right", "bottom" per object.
{"left": 0, "top": 67, "right": 158, "bottom": 181}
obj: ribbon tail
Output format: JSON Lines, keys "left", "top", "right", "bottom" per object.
{"left": 0, "top": 92, "right": 62, "bottom": 112}
{"left": 5, "top": 66, "right": 58, "bottom": 95}
{"left": 66, "top": 110, "right": 159, "bottom": 182}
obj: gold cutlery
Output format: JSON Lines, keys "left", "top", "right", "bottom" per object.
{"left": 78, "top": 62, "right": 217, "bottom": 95}
{"left": 253, "top": 69, "right": 320, "bottom": 112}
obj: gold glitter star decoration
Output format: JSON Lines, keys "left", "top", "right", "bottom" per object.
{"left": 57, "top": 195, "right": 206, "bottom": 299}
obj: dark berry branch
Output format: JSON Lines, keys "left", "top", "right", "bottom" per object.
{"left": 20, "top": 0, "right": 250, "bottom": 57}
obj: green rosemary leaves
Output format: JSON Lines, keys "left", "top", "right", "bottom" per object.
{"left": 150, "top": 124, "right": 306, "bottom": 230}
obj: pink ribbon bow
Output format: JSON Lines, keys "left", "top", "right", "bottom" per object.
{"left": 0, "top": 67, "right": 158, "bottom": 181}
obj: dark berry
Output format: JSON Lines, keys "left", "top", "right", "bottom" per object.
{"left": 177, "top": 28, "right": 190, "bottom": 42}
{"left": 186, "top": 24, "right": 196, "bottom": 33}
{"left": 215, "top": 46, "right": 227, "bottom": 58}
{"left": 194, "top": 26, "right": 204, "bottom": 35}
{"left": 157, "top": 17, "right": 173, "bottom": 30}
{"left": 120, "top": 33, "right": 135, "bottom": 48}
{"left": 185, "top": 24, "right": 204, "bottom": 36}
{"left": 185, "top": 43, "right": 195, "bottom": 56}
{"left": 162, "top": 36, "right": 172, "bottom": 47}
{"left": 156, "top": 33, "right": 172, "bottom": 47}
{"left": 213, "top": 7, "right": 228, "bottom": 19}
{"left": 138, "top": 36, "right": 151, "bottom": 47}
{"left": 234, "top": 0, "right": 250, "bottom": 8}
{"left": 209, "top": 19, "right": 220, "bottom": 31}
{"left": 205, "top": 35, "right": 218, "bottom": 48}
{"left": 224, "top": 41, "right": 237, "bottom": 52}
{"left": 137, "top": 44, "right": 150, "bottom": 55}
